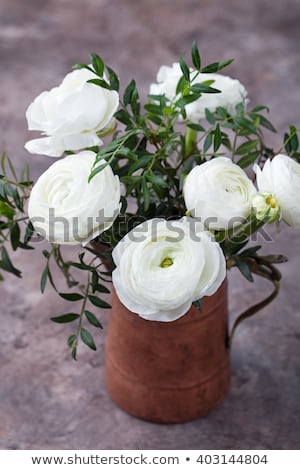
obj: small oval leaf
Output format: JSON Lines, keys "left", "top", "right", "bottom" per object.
{"left": 59, "top": 293, "right": 84, "bottom": 301}
{"left": 80, "top": 328, "right": 97, "bottom": 351}
{"left": 84, "top": 310, "right": 103, "bottom": 329}
{"left": 88, "top": 295, "right": 111, "bottom": 309}
{"left": 51, "top": 313, "right": 80, "bottom": 323}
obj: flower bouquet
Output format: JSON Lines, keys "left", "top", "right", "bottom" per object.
{"left": 1, "top": 42, "right": 299, "bottom": 422}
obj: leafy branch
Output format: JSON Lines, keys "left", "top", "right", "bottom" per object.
{"left": 0, "top": 153, "right": 34, "bottom": 280}
{"left": 40, "top": 243, "right": 111, "bottom": 359}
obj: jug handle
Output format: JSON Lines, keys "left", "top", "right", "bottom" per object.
{"left": 227, "top": 256, "right": 281, "bottom": 348}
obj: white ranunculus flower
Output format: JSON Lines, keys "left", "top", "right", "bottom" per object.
{"left": 254, "top": 154, "right": 300, "bottom": 228}
{"left": 28, "top": 151, "right": 120, "bottom": 245}
{"left": 25, "top": 69, "right": 119, "bottom": 157}
{"left": 112, "top": 218, "right": 226, "bottom": 322}
{"left": 149, "top": 62, "right": 248, "bottom": 122}
{"left": 183, "top": 157, "right": 257, "bottom": 230}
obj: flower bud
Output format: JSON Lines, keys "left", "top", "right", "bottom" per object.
{"left": 252, "top": 192, "right": 280, "bottom": 224}
{"left": 254, "top": 154, "right": 300, "bottom": 229}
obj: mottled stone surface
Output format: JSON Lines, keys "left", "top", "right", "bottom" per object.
{"left": 1, "top": 0, "right": 300, "bottom": 450}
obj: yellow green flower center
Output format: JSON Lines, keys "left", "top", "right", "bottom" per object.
{"left": 160, "top": 257, "right": 173, "bottom": 268}
{"left": 266, "top": 196, "right": 277, "bottom": 208}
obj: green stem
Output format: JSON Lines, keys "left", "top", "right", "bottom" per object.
{"left": 222, "top": 215, "right": 264, "bottom": 254}
{"left": 53, "top": 245, "right": 78, "bottom": 288}
{"left": 184, "top": 127, "right": 198, "bottom": 157}
{"left": 73, "top": 273, "right": 90, "bottom": 357}
{"left": 231, "top": 132, "right": 238, "bottom": 162}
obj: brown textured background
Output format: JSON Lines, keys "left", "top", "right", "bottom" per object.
{"left": 0, "top": 0, "right": 300, "bottom": 450}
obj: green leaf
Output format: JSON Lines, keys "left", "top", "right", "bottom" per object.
{"left": 176, "top": 75, "right": 188, "bottom": 95}
{"left": 234, "top": 117, "right": 257, "bottom": 134}
{"left": 284, "top": 132, "right": 292, "bottom": 153}
{"left": 89, "top": 53, "right": 104, "bottom": 76}
{"left": 222, "top": 135, "right": 232, "bottom": 151}
{"left": 191, "top": 41, "right": 201, "bottom": 70}
{"left": 59, "top": 293, "right": 84, "bottom": 301}
{"left": 114, "top": 109, "right": 132, "bottom": 127}
{"left": 94, "top": 284, "right": 110, "bottom": 294}
{"left": 190, "top": 84, "right": 220, "bottom": 94}
{"left": 67, "top": 334, "right": 76, "bottom": 347}
{"left": 203, "top": 132, "right": 213, "bottom": 152}
{"left": 12, "top": 189, "right": 22, "bottom": 211}
{"left": 240, "top": 245, "right": 261, "bottom": 258}
{"left": 251, "top": 105, "right": 269, "bottom": 113}
{"left": 216, "top": 106, "right": 228, "bottom": 119}
{"left": 107, "top": 66, "right": 120, "bottom": 91}
{"left": 72, "top": 63, "right": 94, "bottom": 73}
{"left": 201, "top": 62, "right": 220, "bottom": 73}
{"left": 121, "top": 174, "right": 142, "bottom": 187}
{"left": 237, "top": 151, "right": 260, "bottom": 169}
{"left": 124, "top": 79, "right": 136, "bottom": 106}
{"left": 51, "top": 313, "right": 80, "bottom": 323}
{"left": 187, "top": 123, "right": 205, "bottom": 132}
{"left": 17, "top": 242, "right": 34, "bottom": 251}
{"left": 0, "top": 201, "right": 14, "bottom": 219}
{"left": 177, "top": 94, "right": 200, "bottom": 108}
{"left": 256, "top": 114, "right": 276, "bottom": 133}
{"left": 0, "top": 247, "right": 22, "bottom": 277}
{"left": 96, "top": 136, "right": 123, "bottom": 154}
{"left": 214, "top": 124, "right": 222, "bottom": 152}
{"left": 146, "top": 173, "right": 169, "bottom": 188}
{"left": 87, "top": 78, "right": 111, "bottom": 90}
{"left": 289, "top": 125, "right": 299, "bottom": 152}
{"left": 24, "top": 221, "right": 34, "bottom": 244}
{"left": 3, "top": 154, "right": 17, "bottom": 180}
{"left": 179, "top": 55, "right": 190, "bottom": 81}
{"left": 236, "top": 258, "right": 254, "bottom": 282}
{"left": 144, "top": 103, "right": 162, "bottom": 114}
{"left": 88, "top": 295, "right": 111, "bottom": 309}
{"left": 40, "top": 265, "right": 48, "bottom": 293}
{"left": 235, "top": 140, "right": 259, "bottom": 155}
{"left": 91, "top": 271, "right": 99, "bottom": 293}
{"left": 148, "top": 114, "right": 163, "bottom": 125}
{"left": 3, "top": 182, "right": 14, "bottom": 198}
{"left": 71, "top": 347, "right": 77, "bottom": 361}
{"left": 148, "top": 92, "right": 168, "bottom": 104}
{"left": 84, "top": 310, "right": 103, "bottom": 329}
{"left": 249, "top": 112, "right": 276, "bottom": 132}
{"left": 128, "top": 154, "right": 152, "bottom": 175}
{"left": 80, "top": 328, "right": 97, "bottom": 351}
{"left": 201, "top": 58, "right": 234, "bottom": 73}
{"left": 216, "top": 58, "right": 234, "bottom": 71}
{"left": 205, "top": 108, "right": 216, "bottom": 125}
{"left": 130, "top": 87, "right": 140, "bottom": 115}
{"left": 89, "top": 162, "right": 109, "bottom": 181}
{"left": 235, "top": 103, "right": 246, "bottom": 115}
{"left": 10, "top": 222, "right": 20, "bottom": 250}
{"left": 142, "top": 177, "right": 150, "bottom": 211}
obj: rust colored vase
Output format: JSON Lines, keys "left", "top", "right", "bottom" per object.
{"left": 104, "top": 280, "right": 230, "bottom": 423}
